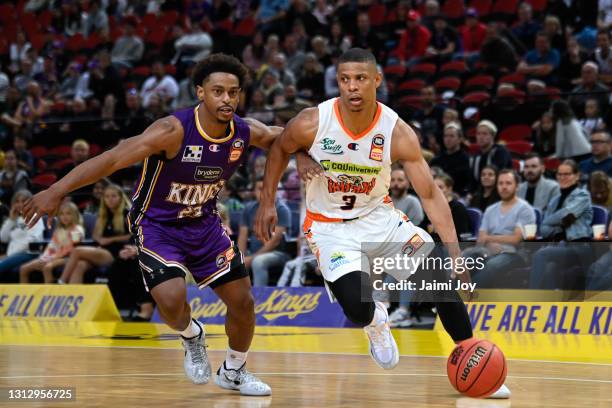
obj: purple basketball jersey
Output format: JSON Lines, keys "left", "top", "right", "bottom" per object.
{"left": 129, "top": 105, "right": 250, "bottom": 227}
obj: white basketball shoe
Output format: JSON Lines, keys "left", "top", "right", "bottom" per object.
{"left": 215, "top": 362, "right": 272, "bottom": 396}
{"left": 364, "top": 302, "right": 400, "bottom": 369}
{"left": 180, "top": 319, "right": 211, "bottom": 384}
{"left": 488, "top": 383, "right": 511, "bottom": 398}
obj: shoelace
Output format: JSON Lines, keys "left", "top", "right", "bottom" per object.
{"left": 186, "top": 338, "right": 206, "bottom": 365}
{"left": 366, "top": 322, "right": 392, "bottom": 348}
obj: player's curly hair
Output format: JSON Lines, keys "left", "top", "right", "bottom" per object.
{"left": 192, "top": 53, "right": 249, "bottom": 89}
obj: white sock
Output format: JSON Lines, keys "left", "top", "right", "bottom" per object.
{"left": 369, "top": 303, "right": 387, "bottom": 326}
{"left": 225, "top": 347, "right": 248, "bottom": 370}
{"left": 180, "top": 319, "right": 202, "bottom": 338}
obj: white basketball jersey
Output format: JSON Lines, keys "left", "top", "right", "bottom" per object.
{"left": 306, "top": 97, "right": 398, "bottom": 219}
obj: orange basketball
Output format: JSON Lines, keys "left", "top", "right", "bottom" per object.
{"left": 446, "top": 338, "right": 507, "bottom": 398}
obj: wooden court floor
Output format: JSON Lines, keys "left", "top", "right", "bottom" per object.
{"left": 0, "top": 320, "right": 610, "bottom": 407}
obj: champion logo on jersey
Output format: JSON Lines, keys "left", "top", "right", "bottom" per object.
{"left": 369, "top": 134, "right": 384, "bottom": 161}
{"left": 348, "top": 143, "right": 359, "bottom": 151}
{"left": 209, "top": 144, "right": 221, "bottom": 152}
{"left": 182, "top": 145, "right": 203, "bottom": 162}
{"left": 229, "top": 138, "right": 245, "bottom": 162}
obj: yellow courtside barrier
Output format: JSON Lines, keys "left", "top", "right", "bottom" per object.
{"left": 435, "top": 289, "right": 612, "bottom": 335}
{"left": 0, "top": 284, "right": 121, "bottom": 321}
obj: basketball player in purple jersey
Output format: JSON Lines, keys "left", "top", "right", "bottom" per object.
{"left": 22, "top": 54, "right": 310, "bottom": 396}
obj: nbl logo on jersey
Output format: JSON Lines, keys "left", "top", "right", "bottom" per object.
{"left": 182, "top": 145, "right": 203, "bottom": 163}
{"left": 229, "top": 139, "right": 244, "bottom": 163}
{"left": 369, "top": 134, "right": 384, "bottom": 162}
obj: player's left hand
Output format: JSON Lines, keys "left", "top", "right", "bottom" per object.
{"left": 295, "top": 151, "right": 323, "bottom": 183}
{"left": 22, "top": 187, "right": 63, "bottom": 229}
{"left": 255, "top": 204, "right": 278, "bottom": 242}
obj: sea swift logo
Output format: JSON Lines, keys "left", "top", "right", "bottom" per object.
{"left": 329, "top": 252, "right": 349, "bottom": 271}
{"left": 321, "top": 138, "right": 343, "bottom": 154}
{"left": 194, "top": 166, "right": 223, "bottom": 182}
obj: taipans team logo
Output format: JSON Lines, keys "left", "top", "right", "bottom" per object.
{"left": 369, "top": 134, "right": 384, "bottom": 161}
{"left": 228, "top": 139, "right": 244, "bottom": 163}
{"left": 402, "top": 234, "right": 424, "bottom": 256}
{"left": 327, "top": 174, "right": 376, "bottom": 195}
{"left": 348, "top": 143, "right": 359, "bottom": 151}
{"left": 215, "top": 247, "right": 236, "bottom": 268}
{"left": 182, "top": 145, "right": 203, "bottom": 163}
{"left": 329, "top": 251, "right": 349, "bottom": 271}
{"left": 209, "top": 144, "right": 221, "bottom": 152}
{"left": 194, "top": 166, "right": 223, "bottom": 182}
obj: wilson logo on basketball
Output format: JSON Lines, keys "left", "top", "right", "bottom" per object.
{"left": 460, "top": 346, "right": 488, "bottom": 381}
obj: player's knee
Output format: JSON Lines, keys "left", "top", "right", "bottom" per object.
{"left": 228, "top": 291, "right": 255, "bottom": 320}
{"left": 151, "top": 276, "right": 187, "bottom": 315}
{"left": 157, "top": 300, "right": 187, "bottom": 326}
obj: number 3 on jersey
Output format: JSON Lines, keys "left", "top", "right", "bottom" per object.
{"left": 340, "top": 195, "right": 356, "bottom": 210}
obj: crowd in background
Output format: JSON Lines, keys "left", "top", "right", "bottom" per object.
{"left": 0, "top": 0, "right": 611, "bottom": 323}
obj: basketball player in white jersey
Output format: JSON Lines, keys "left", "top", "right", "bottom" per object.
{"left": 255, "top": 48, "right": 510, "bottom": 398}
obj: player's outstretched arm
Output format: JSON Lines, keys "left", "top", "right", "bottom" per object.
{"left": 23, "top": 116, "right": 183, "bottom": 228}
{"left": 391, "top": 119, "right": 460, "bottom": 256}
{"left": 254, "top": 108, "right": 318, "bottom": 242}
{"left": 246, "top": 116, "right": 323, "bottom": 180}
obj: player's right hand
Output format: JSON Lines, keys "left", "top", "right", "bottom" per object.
{"left": 254, "top": 204, "right": 278, "bottom": 242}
{"left": 22, "top": 187, "right": 63, "bottom": 229}
{"left": 295, "top": 152, "right": 324, "bottom": 183}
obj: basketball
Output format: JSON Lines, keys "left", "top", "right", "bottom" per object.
{"left": 447, "top": 338, "right": 507, "bottom": 398}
